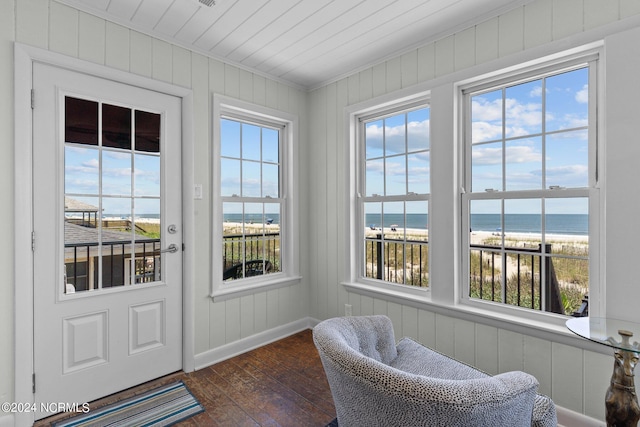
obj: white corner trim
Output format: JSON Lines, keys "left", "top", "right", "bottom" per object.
{"left": 193, "top": 317, "right": 317, "bottom": 370}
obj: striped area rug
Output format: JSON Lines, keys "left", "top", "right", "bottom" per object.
{"left": 53, "top": 381, "right": 204, "bottom": 427}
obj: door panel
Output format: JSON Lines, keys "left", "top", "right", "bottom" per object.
{"left": 32, "top": 63, "right": 182, "bottom": 419}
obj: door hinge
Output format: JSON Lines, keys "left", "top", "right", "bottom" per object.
{"left": 32, "top": 373, "right": 36, "bottom": 393}
{"left": 31, "top": 89, "right": 34, "bottom": 109}
{"left": 31, "top": 231, "right": 35, "bottom": 251}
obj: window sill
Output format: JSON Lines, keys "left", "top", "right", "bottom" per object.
{"left": 211, "top": 274, "right": 302, "bottom": 302}
{"left": 341, "top": 280, "right": 607, "bottom": 355}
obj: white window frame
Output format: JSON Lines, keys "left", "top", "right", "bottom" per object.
{"left": 458, "top": 49, "right": 603, "bottom": 322}
{"left": 344, "top": 90, "right": 431, "bottom": 299}
{"left": 211, "top": 95, "right": 300, "bottom": 301}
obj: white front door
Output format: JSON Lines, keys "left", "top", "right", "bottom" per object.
{"left": 32, "top": 63, "right": 183, "bottom": 419}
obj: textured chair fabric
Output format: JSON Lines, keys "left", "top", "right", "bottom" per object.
{"left": 313, "top": 315, "right": 557, "bottom": 427}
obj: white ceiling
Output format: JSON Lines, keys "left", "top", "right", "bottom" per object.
{"left": 58, "top": 0, "right": 530, "bottom": 90}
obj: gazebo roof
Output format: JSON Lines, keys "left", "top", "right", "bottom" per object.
{"left": 64, "top": 197, "right": 99, "bottom": 213}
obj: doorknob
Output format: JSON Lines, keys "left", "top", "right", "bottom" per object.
{"left": 156, "top": 244, "right": 178, "bottom": 254}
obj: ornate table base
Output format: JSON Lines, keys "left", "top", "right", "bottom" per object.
{"left": 605, "top": 330, "right": 640, "bottom": 427}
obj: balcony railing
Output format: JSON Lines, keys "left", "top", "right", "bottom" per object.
{"left": 223, "top": 232, "right": 280, "bottom": 280}
{"left": 365, "top": 235, "right": 429, "bottom": 287}
{"left": 64, "top": 239, "right": 161, "bottom": 292}
{"left": 363, "top": 236, "right": 584, "bottom": 315}
{"left": 469, "top": 243, "right": 566, "bottom": 314}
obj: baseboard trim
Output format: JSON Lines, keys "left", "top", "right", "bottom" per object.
{"left": 557, "top": 406, "right": 603, "bottom": 427}
{"left": 193, "top": 317, "right": 319, "bottom": 370}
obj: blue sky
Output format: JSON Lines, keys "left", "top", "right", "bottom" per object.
{"left": 361, "top": 67, "right": 589, "bottom": 217}
{"left": 364, "top": 107, "right": 430, "bottom": 200}
{"left": 65, "top": 145, "right": 160, "bottom": 216}
{"left": 471, "top": 67, "right": 589, "bottom": 195}
{"left": 65, "top": 68, "right": 588, "bottom": 219}
{"left": 470, "top": 67, "right": 589, "bottom": 215}
{"left": 220, "top": 119, "right": 279, "bottom": 200}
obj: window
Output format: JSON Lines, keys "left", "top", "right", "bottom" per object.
{"left": 212, "top": 95, "right": 299, "bottom": 298}
{"left": 354, "top": 100, "right": 431, "bottom": 291}
{"left": 461, "top": 56, "right": 598, "bottom": 316}
{"left": 220, "top": 118, "right": 281, "bottom": 280}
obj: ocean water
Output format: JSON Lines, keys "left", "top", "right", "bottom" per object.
{"left": 366, "top": 213, "right": 588, "bottom": 235}
{"left": 223, "top": 213, "right": 280, "bottom": 225}
{"left": 196, "top": 212, "right": 587, "bottom": 235}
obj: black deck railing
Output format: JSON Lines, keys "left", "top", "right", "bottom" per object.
{"left": 223, "top": 232, "right": 281, "bottom": 274}
{"left": 364, "top": 236, "right": 568, "bottom": 313}
{"left": 64, "top": 239, "right": 161, "bottom": 292}
{"left": 469, "top": 243, "right": 564, "bottom": 314}
{"left": 365, "top": 235, "right": 429, "bottom": 287}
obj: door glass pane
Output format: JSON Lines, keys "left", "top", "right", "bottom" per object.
{"left": 102, "top": 151, "right": 132, "bottom": 196}
{"left": 133, "top": 196, "right": 161, "bottom": 285}
{"left": 103, "top": 104, "right": 132, "bottom": 150}
{"left": 65, "top": 146, "right": 99, "bottom": 195}
{"left": 134, "top": 154, "right": 160, "bottom": 197}
{"left": 135, "top": 110, "right": 160, "bottom": 153}
{"left": 65, "top": 97, "right": 98, "bottom": 146}
{"left": 64, "top": 97, "right": 162, "bottom": 294}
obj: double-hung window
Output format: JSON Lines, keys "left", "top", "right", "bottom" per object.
{"left": 461, "top": 53, "right": 599, "bottom": 316}
{"left": 354, "top": 99, "right": 431, "bottom": 291}
{"left": 212, "top": 95, "right": 299, "bottom": 298}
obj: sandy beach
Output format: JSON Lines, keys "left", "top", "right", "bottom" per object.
{"left": 364, "top": 226, "right": 588, "bottom": 246}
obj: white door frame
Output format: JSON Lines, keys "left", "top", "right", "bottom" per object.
{"left": 14, "top": 43, "right": 196, "bottom": 427}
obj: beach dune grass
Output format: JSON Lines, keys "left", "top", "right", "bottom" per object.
{"left": 469, "top": 236, "right": 588, "bottom": 314}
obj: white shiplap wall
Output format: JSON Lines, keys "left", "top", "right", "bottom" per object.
{"left": 3, "top": 0, "right": 640, "bottom": 425}
{"left": 0, "top": 0, "right": 310, "bottom": 412}
{"left": 307, "top": 0, "right": 640, "bottom": 423}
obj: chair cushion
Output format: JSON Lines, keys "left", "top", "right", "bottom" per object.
{"left": 391, "top": 337, "right": 557, "bottom": 427}
{"left": 392, "top": 337, "right": 487, "bottom": 380}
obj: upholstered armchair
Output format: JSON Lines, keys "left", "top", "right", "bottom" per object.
{"left": 313, "top": 315, "right": 557, "bottom": 427}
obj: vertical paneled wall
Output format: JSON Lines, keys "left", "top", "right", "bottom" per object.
{"left": 307, "top": 0, "right": 640, "bottom": 422}
{"left": 0, "top": 0, "right": 15, "bottom": 408}
{"left": 2, "top": 0, "right": 309, "bottom": 407}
